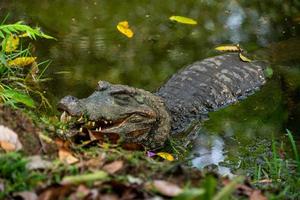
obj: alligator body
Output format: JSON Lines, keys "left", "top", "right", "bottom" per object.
{"left": 58, "top": 53, "right": 266, "bottom": 149}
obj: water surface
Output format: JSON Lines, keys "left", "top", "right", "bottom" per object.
{"left": 1, "top": 0, "right": 299, "bottom": 172}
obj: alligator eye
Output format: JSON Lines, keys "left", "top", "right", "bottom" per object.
{"left": 113, "top": 94, "right": 138, "bottom": 106}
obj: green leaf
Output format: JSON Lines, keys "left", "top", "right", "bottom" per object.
{"left": 0, "top": 21, "right": 55, "bottom": 40}
{"left": 0, "top": 31, "right": 4, "bottom": 38}
{"left": 0, "top": 89, "right": 35, "bottom": 108}
{"left": 264, "top": 67, "right": 273, "bottom": 78}
{"left": 174, "top": 188, "right": 205, "bottom": 200}
{"left": 61, "top": 170, "right": 108, "bottom": 185}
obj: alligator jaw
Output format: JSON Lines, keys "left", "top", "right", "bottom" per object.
{"left": 60, "top": 111, "right": 157, "bottom": 146}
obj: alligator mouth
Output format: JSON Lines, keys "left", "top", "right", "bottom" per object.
{"left": 60, "top": 111, "right": 152, "bottom": 150}
{"left": 60, "top": 111, "right": 126, "bottom": 133}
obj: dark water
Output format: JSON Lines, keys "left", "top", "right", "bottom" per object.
{"left": 1, "top": 0, "right": 299, "bottom": 173}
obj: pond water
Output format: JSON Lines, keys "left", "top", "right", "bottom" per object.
{"left": 1, "top": 0, "right": 299, "bottom": 173}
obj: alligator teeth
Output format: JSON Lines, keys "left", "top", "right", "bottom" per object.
{"left": 104, "top": 121, "right": 108, "bottom": 124}
{"left": 79, "top": 127, "right": 83, "bottom": 132}
{"left": 96, "top": 128, "right": 99, "bottom": 131}
{"left": 92, "top": 122, "right": 95, "bottom": 127}
{"left": 60, "top": 111, "right": 68, "bottom": 123}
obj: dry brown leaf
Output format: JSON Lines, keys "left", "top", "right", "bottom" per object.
{"left": 103, "top": 160, "right": 124, "bottom": 174}
{"left": 152, "top": 180, "right": 183, "bottom": 197}
{"left": 257, "top": 179, "right": 272, "bottom": 184}
{"left": 76, "top": 153, "right": 106, "bottom": 170}
{"left": 0, "top": 125, "right": 22, "bottom": 152}
{"left": 68, "top": 184, "right": 91, "bottom": 200}
{"left": 250, "top": 190, "right": 267, "bottom": 200}
{"left": 58, "top": 148, "right": 79, "bottom": 164}
{"left": 26, "top": 155, "right": 53, "bottom": 170}
{"left": 13, "top": 191, "right": 38, "bottom": 200}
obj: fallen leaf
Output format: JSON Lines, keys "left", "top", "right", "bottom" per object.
{"left": 13, "top": 191, "right": 38, "bottom": 200}
{"left": 26, "top": 155, "right": 53, "bottom": 170}
{"left": 68, "top": 185, "right": 91, "bottom": 200}
{"left": 98, "top": 194, "right": 119, "bottom": 200}
{"left": 117, "top": 21, "right": 134, "bottom": 38}
{"left": 8, "top": 57, "right": 37, "bottom": 67}
{"left": 215, "top": 45, "right": 241, "bottom": 52}
{"left": 2, "top": 34, "right": 19, "bottom": 52}
{"left": 61, "top": 170, "right": 108, "bottom": 185}
{"left": 58, "top": 148, "right": 79, "bottom": 164}
{"left": 0, "top": 125, "right": 22, "bottom": 152}
{"left": 239, "top": 53, "right": 251, "bottom": 62}
{"left": 38, "top": 185, "right": 72, "bottom": 200}
{"left": 127, "top": 175, "right": 143, "bottom": 185}
{"left": 103, "top": 160, "right": 124, "bottom": 174}
{"left": 250, "top": 190, "right": 267, "bottom": 200}
{"left": 257, "top": 179, "right": 272, "bottom": 184}
{"left": 157, "top": 152, "right": 175, "bottom": 161}
{"left": 169, "top": 16, "right": 197, "bottom": 25}
{"left": 77, "top": 153, "right": 106, "bottom": 170}
{"left": 152, "top": 180, "right": 183, "bottom": 197}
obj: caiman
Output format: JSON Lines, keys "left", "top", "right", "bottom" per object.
{"left": 58, "top": 53, "right": 266, "bottom": 149}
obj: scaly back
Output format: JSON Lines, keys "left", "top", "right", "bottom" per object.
{"left": 156, "top": 53, "right": 266, "bottom": 134}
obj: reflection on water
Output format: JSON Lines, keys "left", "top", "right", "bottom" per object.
{"left": 191, "top": 133, "right": 233, "bottom": 177}
{"left": 1, "top": 0, "right": 299, "bottom": 171}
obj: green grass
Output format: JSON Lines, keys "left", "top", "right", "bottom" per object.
{"left": 252, "top": 130, "right": 300, "bottom": 199}
{"left": 0, "top": 19, "right": 53, "bottom": 109}
{"left": 0, "top": 152, "right": 45, "bottom": 198}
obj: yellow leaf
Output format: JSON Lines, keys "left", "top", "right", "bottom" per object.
{"left": 169, "top": 16, "right": 197, "bottom": 25}
{"left": 8, "top": 57, "right": 37, "bottom": 67}
{"left": 239, "top": 53, "right": 251, "bottom": 62}
{"left": 117, "top": 21, "right": 134, "bottom": 38}
{"left": 156, "top": 152, "right": 174, "bottom": 161}
{"left": 215, "top": 45, "right": 241, "bottom": 52}
{"left": 2, "top": 34, "right": 20, "bottom": 52}
{"left": 18, "top": 32, "right": 30, "bottom": 38}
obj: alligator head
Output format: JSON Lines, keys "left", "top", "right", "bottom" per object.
{"left": 58, "top": 81, "right": 171, "bottom": 149}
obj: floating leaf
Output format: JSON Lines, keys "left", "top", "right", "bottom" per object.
{"left": 8, "top": 57, "right": 37, "bottom": 67}
{"left": 157, "top": 152, "right": 175, "bottom": 161}
{"left": 2, "top": 34, "right": 19, "bottom": 52}
{"left": 169, "top": 16, "right": 197, "bottom": 25}
{"left": 215, "top": 45, "right": 240, "bottom": 52}
{"left": 117, "top": 21, "right": 134, "bottom": 38}
{"left": 0, "top": 125, "right": 23, "bottom": 152}
{"left": 239, "top": 53, "right": 251, "bottom": 62}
